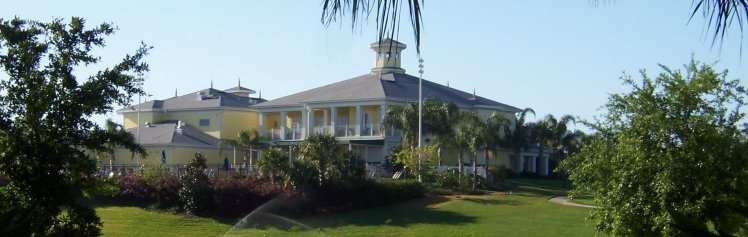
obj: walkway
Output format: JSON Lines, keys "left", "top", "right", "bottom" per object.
{"left": 548, "top": 196, "right": 598, "bottom": 208}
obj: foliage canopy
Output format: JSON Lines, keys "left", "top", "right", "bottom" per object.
{"left": 561, "top": 59, "right": 748, "bottom": 236}
{"left": 0, "top": 17, "right": 149, "bottom": 235}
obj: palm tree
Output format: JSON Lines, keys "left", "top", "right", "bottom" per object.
{"left": 383, "top": 96, "right": 458, "bottom": 149}
{"left": 482, "top": 113, "right": 509, "bottom": 174}
{"left": 382, "top": 102, "right": 420, "bottom": 148}
{"left": 219, "top": 129, "right": 265, "bottom": 172}
{"left": 530, "top": 114, "right": 575, "bottom": 176}
{"left": 455, "top": 111, "right": 486, "bottom": 190}
{"left": 258, "top": 147, "right": 289, "bottom": 184}
{"left": 99, "top": 119, "right": 141, "bottom": 174}
{"left": 321, "top": 0, "right": 747, "bottom": 53}
{"left": 499, "top": 108, "right": 535, "bottom": 173}
{"left": 297, "top": 133, "right": 339, "bottom": 185}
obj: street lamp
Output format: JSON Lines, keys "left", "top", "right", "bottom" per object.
{"left": 417, "top": 58, "right": 424, "bottom": 182}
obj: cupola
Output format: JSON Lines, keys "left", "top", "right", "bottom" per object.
{"left": 370, "top": 38, "right": 407, "bottom": 75}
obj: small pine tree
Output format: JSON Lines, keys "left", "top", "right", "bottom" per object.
{"left": 179, "top": 153, "right": 213, "bottom": 215}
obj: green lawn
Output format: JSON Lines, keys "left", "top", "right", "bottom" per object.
{"left": 98, "top": 185, "right": 597, "bottom": 236}
{"left": 508, "top": 178, "right": 574, "bottom": 189}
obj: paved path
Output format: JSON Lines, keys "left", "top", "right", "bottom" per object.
{"left": 549, "top": 196, "right": 598, "bottom": 208}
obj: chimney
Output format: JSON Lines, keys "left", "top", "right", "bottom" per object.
{"left": 176, "top": 121, "right": 186, "bottom": 134}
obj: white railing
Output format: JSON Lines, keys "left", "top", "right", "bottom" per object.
{"left": 285, "top": 127, "right": 304, "bottom": 140}
{"left": 265, "top": 128, "right": 282, "bottom": 140}
{"left": 265, "top": 124, "right": 399, "bottom": 140}
{"left": 334, "top": 124, "right": 360, "bottom": 137}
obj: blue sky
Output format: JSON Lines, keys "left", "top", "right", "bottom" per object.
{"left": 3, "top": 1, "right": 746, "bottom": 130}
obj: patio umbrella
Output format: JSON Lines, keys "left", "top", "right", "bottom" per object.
{"left": 161, "top": 149, "right": 166, "bottom": 164}
{"left": 223, "top": 156, "right": 229, "bottom": 171}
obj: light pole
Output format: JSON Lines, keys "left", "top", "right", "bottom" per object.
{"left": 417, "top": 58, "right": 424, "bottom": 182}
{"left": 136, "top": 78, "right": 142, "bottom": 167}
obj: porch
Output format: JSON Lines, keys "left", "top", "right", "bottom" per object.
{"left": 259, "top": 104, "right": 400, "bottom": 141}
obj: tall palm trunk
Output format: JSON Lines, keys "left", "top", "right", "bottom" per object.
{"left": 472, "top": 151, "right": 478, "bottom": 190}
{"left": 483, "top": 149, "right": 490, "bottom": 184}
{"left": 536, "top": 146, "right": 544, "bottom": 175}
{"left": 458, "top": 149, "right": 464, "bottom": 185}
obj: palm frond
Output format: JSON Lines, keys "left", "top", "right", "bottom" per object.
{"left": 321, "top": 0, "right": 424, "bottom": 54}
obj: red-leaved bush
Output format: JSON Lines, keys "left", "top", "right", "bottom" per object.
{"left": 211, "top": 176, "right": 286, "bottom": 217}
{"left": 118, "top": 174, "right": 153, "bottom": 202}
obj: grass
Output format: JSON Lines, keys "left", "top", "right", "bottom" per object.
{"left": 98, "top": 185, "right": 597, "bottom": 236}
{"left": 508, "top": 178, "right": 574, "bottom": 189}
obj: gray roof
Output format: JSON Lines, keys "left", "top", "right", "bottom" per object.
{"left": 118, "top": 88, "right": 266, "bottom": 113}
{"left": 224, "top": 85, "right": 256, "bottom": 94}
{"left": 254, "top": 73, "right": 521, "bottom": 112}
{"left": 126, "top": 122, "right": 219, "bottom": 147}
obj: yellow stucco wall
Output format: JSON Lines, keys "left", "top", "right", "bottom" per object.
{"left": 363, "top": 106, "right": 381, "bottom": 124}
{"left": 163, "top": 110, "right": 222, "bottom": 138}
{"left": 220, "top": 110, "right": 259, "bottom": 139}
{"left": 123, "top": 112, "right": 164, "bottom": 129}
{"left": 105, "top": 146, "right": 233, "bottom": 166}
{"left": 264, "top": 113, "right": 281, "bottom": 129}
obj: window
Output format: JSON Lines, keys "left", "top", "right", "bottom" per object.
{"left": 199, "top": 118, "right": 210, "bottom": 127}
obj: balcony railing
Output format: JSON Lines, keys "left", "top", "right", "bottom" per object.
{"left": 285, "top": 127, "right": 303, "bottom": 140}
{"left": 265, "top": 123, "right": 400, "bottom": 141}
{"left": 265, "top": 128, "right": 282, "bottom": 140}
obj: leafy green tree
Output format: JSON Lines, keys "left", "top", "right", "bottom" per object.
{"left": 258, "top": 146, "right": 289, "bottom": 184}
{"left": 179, "top": 153, "right": 213, "bottom": 215}
{"left": 394, "top": 144, "right": 438, "bottom": 180}
{"left": 0, "top": 17, "right": 148, "bottom": 235}
{"left": 560, "top": 59, "right": 748, "bottom": 236}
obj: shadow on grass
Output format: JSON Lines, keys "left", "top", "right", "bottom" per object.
{"left": 460, "top": 198, "right": 527, "bottom": 206}
{"left": 226, "top": 195, "right": 478, "bottom": 232}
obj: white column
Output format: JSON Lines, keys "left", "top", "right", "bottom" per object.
{"left": 258, "top": 112, "right": 265, "bottom": 136}
{"left": 301, "top": 107, "right": 308, "bottom": 139}
{"left": 330, "top": 107, "right": 337, "bottom": 135}
{"left": 364, "top": 145, "right": 369, "bottom": 162}
{"left": 323, "top": 109, "right": 329, "bottom": 134}
{"left": 519, "top": 156, "right": 525, "bottom": 173}
{"left": 280, "top": 111, "right": 287, "bottom": 140}
{"left": 544, "top": 156, "right": 550, "bottom": 176}
{"left": 380, "top": 103, "right": 387, "bottom": 136}
{"left": 531, "top": 156, "right": 537, "bottom": 173}
{"left": 355, "top": 105, "right": 362, "bottom": 136}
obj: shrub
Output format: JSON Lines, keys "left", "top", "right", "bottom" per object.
{"left": 142, "top": 165, "right": 171, "bottom": 186}
{"left": 433, "top": 168, "right": 461, "bottom": 188}
{"left": 179, "top": 153, "right": 213, "bottom": 215}
{"left": 360, "top": 179, "right": 425, "bottom": 206}
{"left": 306, "top": 179, "right": 426, "bottom": 214}
{"left": 118, "top": 174, "right": 153, "bottom": 203}
{"left": 487, "top": 165, "right": 509, "bottom": 183}
{"left": 287, "top": 159, "right": 319, "bottom": 191}
{"left": 211, "top": 176, "right": 284, "bottom": 218}
{"left": 153, "top": 174, "right": 181, "bottom": 208}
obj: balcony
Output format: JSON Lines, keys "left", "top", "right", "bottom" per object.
{"left": 265, "top": 123, "right": 399, "bottom": 141}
